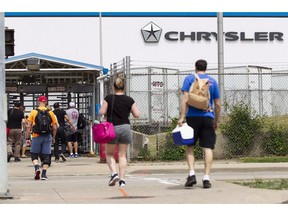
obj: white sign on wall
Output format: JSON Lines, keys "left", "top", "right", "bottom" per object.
{"left": 4, "top": 14, "right": 288, "bottom": 70}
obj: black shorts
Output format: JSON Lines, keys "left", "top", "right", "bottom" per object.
{"left": 66, "top": 131, "right": 78, "bottom": 142}
{"left": 186, "top": 117, "right": 216, "bottom": 149}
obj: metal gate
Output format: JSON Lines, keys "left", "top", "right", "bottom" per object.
{"left": 5, "top": 53, "right": 103, "bottom": 153}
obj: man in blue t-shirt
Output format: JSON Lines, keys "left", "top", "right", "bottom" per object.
{"left": 178, "top": 59, "right": 221, "bottom": 189}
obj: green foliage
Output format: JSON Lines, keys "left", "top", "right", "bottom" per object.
{"left": 233, "top": 178, "right": 288, "bottom": 190}
{"left": 194, "top": 144, "right": 203, "bottom": 160}
{"left": 262, "top": 123, "right": 288, "bottom": 156}
{"left": 158, "top": 137, "right": 186, "bottom": 161}
{"left": 157, "top": 118, "right": 186, "bottom": 161}
{"left": 220, "top": 102, "right": 263, "bottom": 157}
{"left": 240, "top": 156, "right": 288, "bottom": 163}
{"left": 170, "top": 118, "right": 179, "bottom": 130}
{"left": 158, "top": 118, "right": 203, "bottom": 161}
{"left": 137, "top": 146, "right": 154, "bottom": 161}
{"left": 158, "top": 142, "right": 203, "bottom": 161}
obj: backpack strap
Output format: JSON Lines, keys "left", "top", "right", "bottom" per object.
{"left": 194, "top": 73, "right": 209, "bottom": 90}
{"left": 110, "top": 95, "right": 115, "bottom": 122}
{"left": 192, "top": 73, "right": 213, "bottom": 112}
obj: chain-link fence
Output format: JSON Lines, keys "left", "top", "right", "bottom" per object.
{"left": 99, "top": 57, "right": 288, "bottom": 161}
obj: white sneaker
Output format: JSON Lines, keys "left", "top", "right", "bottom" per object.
{"left": 119, "top": 180, "right": 126, "bottom": 187}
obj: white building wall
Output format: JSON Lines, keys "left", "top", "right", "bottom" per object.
{"left": 4, "top": 15, "right": 288, "bottom": 70}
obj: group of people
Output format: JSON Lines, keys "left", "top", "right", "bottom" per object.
{"left": 6, "top": 59, "right": 221, "bottom": 189}
{"left": 7, "top": 96, "right": 82, "bottom": 180}
{"left": 98, "top": 59, "right": 220, "bottom": 189}
{"left": 97, "top": 59, "right": 220, "bottom": 189}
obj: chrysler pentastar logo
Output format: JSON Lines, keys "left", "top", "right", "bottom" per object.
{"left": 141, "top": 22, "right": 162, "bottom": 43}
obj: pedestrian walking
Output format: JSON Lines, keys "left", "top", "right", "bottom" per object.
{"left": 178, "top": 59, "right": 221, "bottom": 189}
{"left": 19, "top": 105, "right": 29, "bottom": 158}
{"left": 98, "top": 77, "right": 140, "bottom": 187}
{"left": 25, "top": 95, "right": 58, "bottom": 180}
{"left": 66, "top": 102, "right": 79, "bottom": 158}
{"left": 53, "top": 102, "right": 75, "bottom": 162}
{"left": 7, "top": 102, "right": 25, "bottom": 162}
{"left": 21, "top": 114, "right": 29, "bottom": 158}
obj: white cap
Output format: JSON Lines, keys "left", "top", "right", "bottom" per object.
{"left": 69, "top": 102, "right": 75, "bottom": 107}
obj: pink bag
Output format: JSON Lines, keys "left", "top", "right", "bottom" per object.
{"left": 92, "top": 122, "right": 116, "bottom": 144}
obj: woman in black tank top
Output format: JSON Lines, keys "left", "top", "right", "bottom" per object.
{"left": 99, "top": 77, "right": 140, "bottom": 187}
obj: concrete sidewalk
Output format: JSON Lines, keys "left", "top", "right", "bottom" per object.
{"left": 1, "top": 155, "right": 288, "bottom": 204}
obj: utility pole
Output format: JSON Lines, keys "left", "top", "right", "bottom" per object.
{"left": 0, "top": 12, "right": 11, "bottom": 199}
{"left": 217, "top": 12, "right": 225, "bottom": 107}
{"left": 99, "top": 12, "right": 104, "bottom": 105}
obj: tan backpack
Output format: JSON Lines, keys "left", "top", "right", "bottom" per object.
{"left": 186, "top": 73, "right": 211, "bottom": 111}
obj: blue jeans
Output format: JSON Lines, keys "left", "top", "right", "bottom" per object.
{"left": 30, "top": 134, "right": 52, "bottom": 154}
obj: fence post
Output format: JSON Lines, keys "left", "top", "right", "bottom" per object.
{"left": 125, "top": 56, "right": 131, "bottom": 162}
{"left": 257, "top": 67, "right": 264, "bottom": 116}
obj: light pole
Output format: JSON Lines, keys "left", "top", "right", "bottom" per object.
{"left": 0, "top": 12, "right": 11, "bottom": 199}
{"left": 217, "top": 12, "right": 225, "bottom": 108}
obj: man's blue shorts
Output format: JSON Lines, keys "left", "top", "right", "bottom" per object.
{"left": 30, "top": 134, "right": 52, "bottom": 154}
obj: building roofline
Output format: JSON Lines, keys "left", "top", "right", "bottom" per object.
{"left": 5, "top": 52, "right": 104, "bottom": 70}
{"left": 5, "top": 12, "right": 288, "bottom": 18}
